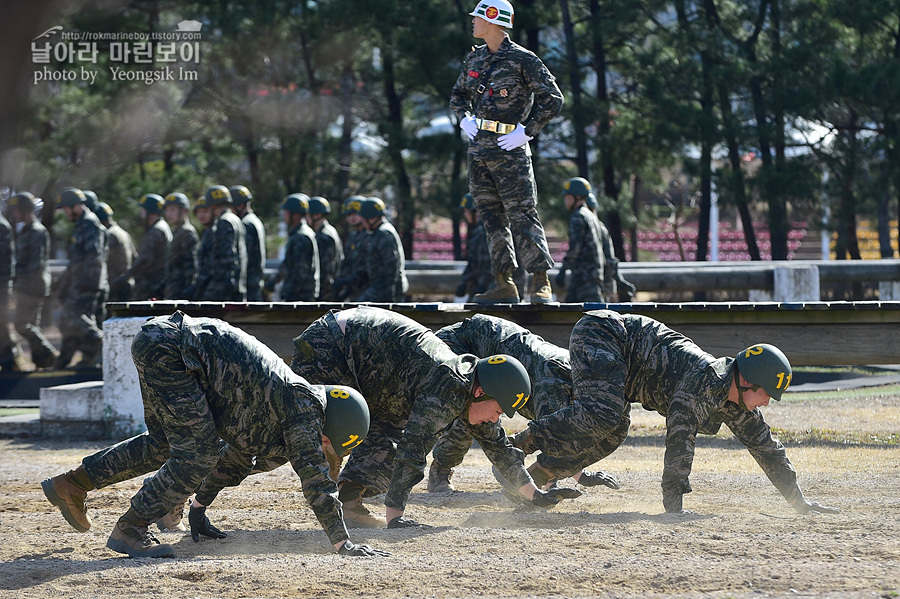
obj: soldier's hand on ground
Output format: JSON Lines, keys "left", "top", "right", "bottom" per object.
{"left": 497, "top": 123, "right": 533, "bottom": 151}
{"left": 793, "top": 499, "right": 841, "bottom": 515}
{"left": 530, "top": 488, "right": 561, "bottom": 508}
{"left": 578, "top": 470, "right": 621, "bottom": 490}
{"left": 387, "top": 516, "right": 433, "bottom": 529}
{"left": 337, "top": 540, "right": 391, "bottom": 557}
{"left": 460, "top": 115, "right": 478, "bottom": 140}
{"left": 188, "top": 506, "right": 227, "bottom": 542}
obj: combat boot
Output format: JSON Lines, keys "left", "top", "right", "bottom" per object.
{"left": 155, "top": 497, "right": 188, "bottom": 532}
{"left": 33, "top": 348, "right": 60, "bottom": 370}
{"left": 474, "top": 272, "right": 520, "bottom": 304}
{"left": 41, "top": 467, "right": 94, "bottom": 532}
{"left": 427, "top": 465, "right": 455, "bottom": 494}
{"left": 529, "top": 270, "right": 553, "bottom": 304}
{"left": 338, "top": 482, "right": 385, "bottom": 528}
{"left": 107, "top": 508, "right": 176, "bottom": 558}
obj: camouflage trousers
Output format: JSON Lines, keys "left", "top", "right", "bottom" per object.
{"left": 565, "top": 270, "right": 604, "bottom": 303}
{"left": 81, "top": 314, "right": 221, "bottom": 523}
{"left": 0, "top": 286, "right": 17, "bottom": 367}
{"left": 468, "top": 152, "right": 554, "bottom": 275}
{"left": 431, "top": 418, "right": 475, "bottom": 470}
{"left": 14, "top": 293, "right": 57, "bottom": 365}
{"left": 527, "top": 315, "right": 632, "bottom": 477}
{"left": 58, "top": 293, "right": 102, "bottom": 362}
{"left": 290, "top": 314, "right": 404, "bottom": 497}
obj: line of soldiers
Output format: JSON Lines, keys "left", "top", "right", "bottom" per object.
{"left": 41, "top": 306, "right": 837, "bottom": 560}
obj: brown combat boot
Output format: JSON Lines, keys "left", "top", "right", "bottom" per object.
{"left": 529, "top": 270, "right": 553, "bottom": 304}
{"left": 41, "top": 467, "right": 94, "bottom": 532}
{"left": 107, "top": 509, "right": 176, "bottom": 558}
{"left": 427, "top": 465, "right": 455, "bottom": 494}
{"left": 341, "top": 496, "right": 386, "bottom": 529}
{"left": 474, "top": 272, "right": 520, "bottom": 304}
{"left": 155, "top": 497, "right": 188, "bottom": 532}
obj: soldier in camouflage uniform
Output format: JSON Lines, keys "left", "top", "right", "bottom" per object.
{"left": 427, "top": 314, "right": 619, "bottom": 494}
{"left": 455, "top": 193, "right": 492, "bottom": 301}
{"left": 41, "top": 311, "right": 387, "bottom": 558}
{"left": 266, "top": 193, "right": 319, "bottom": 301}
{"left": 583, "top": 193, "right": 636, "bottom": 301}
{"left": 120, "top": 194, "right": 172, "bottom": 300}
{"left": 291, "top": 305, "right": 577, "bottom": 529}
{"left": 333, "top": 195, "right": 368, "bottom": 301}
{"left": 0, "top": 205, "right": 21, "bottom": 370}
{"left": 356, "top": 197, "right": 408, "bottom": 302}
{"left": 55, "top": 187, "right": 108, "bottom": 369}
{"left": 8, "top": 193, "right": 58, "bottom": 368}
{"left": 187, "top": 195, "right": 215, "bottom": 300}
{"left": 512, "top": 309, "right": 840, "bottom": 515}
{"left": 450, "top": 0, "right": 562, "bottom": 305}
{"left": 307, "top": 196, "right": 343, "bottom": 301}
{"left": 95, "top": 203, "right": 136, "bottom": 303}
{"left": 230, "top": 185, "right": 267, "bottom": 302}
{"left": 163, "top": 193, "right": 199, "bottom": 299}
{"left": 554, "top": 178, "right": 606, "bottom": 303}
{"left": 191, "top": 185, "right": 248, "bottom": 301}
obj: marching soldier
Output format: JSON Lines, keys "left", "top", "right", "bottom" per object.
{"left": 450, "top": 0, "right": 563, "bottom": 304}
{"left": 0, "top": 200, "right": 21, "bottom": 370}
{"left": 306, "top": 196, "right": 343, "bottom": 301}
{"left": 191, "top": 185, "right": 248, "bottom": 301}
{"left": 555, "top": 178, "right": 607, "bottom": 303}
{"left": 123, "top": 194, "right": 172, "bottom": 300}
{"left": 96, "top": 203, "right": 136, "bottom": 303}
{"left": 163, "top": 193, "right": 199, "bottom": 299}
{"left": 454, "top": 193, "right": 492, "bottom": 301}
{"left": 266, "top": 193, "right": 319, "bottom": 302}
{"left": 230, "top": 185, "right": 267, "bottom": 302}
{"left": 333, "top": 196, "right": 368, "bottom": 301}
{"left": 356, "top": 197, "right": 408, "bottom": 303}
{"left": 41, "top": 311, "right": 386, "bottom": 558}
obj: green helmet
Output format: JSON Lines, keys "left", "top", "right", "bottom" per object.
{"left": 563, "top": 177, "right": 592, "bottom": 199}
{"left": 459, "top": 193, "right": 476, "bottom": 211}
{"left": 359, "top": 197, "right": 385, "bottom": 219}
{"left": 138, "top": 193, "right": 166, "bottom": 215}
{"left": 229, "top": 185, "right": 252, "bottom": 206}
{"left": 96, "top": 202, "right": 114, "bottom": 223}
{"left": 476, "top": 354, "right": 532, "bottom": 418}
{"left": 735, "top": 344, "right": 792, "bottom": 400}
{"left": 193, "top": 195, "right": 211, "bottom": 211}
{"left": 205, "top": 185, "right": 233, "bottom": 206}
{"left": 342, "top": 195, "right": 365, "bottom": 215}
{"left": 9, "top": 192, "right": 36, "bottom": 213}
{"left": 82, "top": 190, "right": 99, "bottom": 212}
{"left": 57, "top": 187, "right": 86, "bottom": 207}
{"left": 165, "top": 192, "right": 190, "bottom": 210}
{"left": 322, "top": 385, "right": 370, "bottom": 452}
{"left": 282, "top": 193, "right": 310, "bottom": 214}
{"left": 308, "top": 196, "right": 331, "bottom": 215}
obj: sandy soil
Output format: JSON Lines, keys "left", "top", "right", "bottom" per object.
{"left": 1, "top": 393, "right": 899, "bottom": 599}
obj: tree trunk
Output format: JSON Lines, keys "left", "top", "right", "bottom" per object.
{"left": 560, "top": 0, "right": 589, "bottom": 176}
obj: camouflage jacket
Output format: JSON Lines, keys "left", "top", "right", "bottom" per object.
{"left": 562, "top": 206, "right": 605, "bottom": 283}
{"left": 165, "top": 221, "right": 199, "bottom": 299}
{"left": 357, "top": 220, "right": 408, "bottom": 302}
{"left": 291, "top": 306, "right": 533, "bottom": 511}
{"left": 129, "top": 217, "right": 172, "bottom": 300}
{"left": 106, "top": 223, "right": 135, "bottom": 284}
{"left": 278, "top": 221, "right": 319, "bottom": 302}
{"left": 154, "top": 311, "right": 349, "bottom": 546}
{"left": 195, "top": 210, "right": 247, "bottom": 301}
{"left": 338, "top": 227, "right": 368, "bottom": 295}
{"left": 0, "top": 215, "right": 12, "bottom": 285}
{"left": 436, "top": 314, "right": 574, "bottom": 422}
{"left": 450, "top": 35, "right": 563, "bottom": 158}
{"left": 60, "top": 209, "right": 108, "bottom": 298}
{"left": 241, "top": 210, "right": 266, "bottom": 300}
{"left": 314, "top": 221, "right": 343, "bottom": 300}
{"left": 13, "top": 220, "right": 50, "bottom": 297}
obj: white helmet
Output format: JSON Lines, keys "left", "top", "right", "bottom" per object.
{"left": 470, "top": 0, "right": 514, "bottom": 28}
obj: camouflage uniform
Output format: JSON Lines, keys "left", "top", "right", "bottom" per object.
{"left": 450, "top": 35, "right": 561, "bottom": 275}
{"left": 314, "top": 221, "right": 343, "bottom": 301}
{"left": 193, "top": 211, "right": 248, "bottom": 301}
{"left": 291, "top": 306, "right": 532, "bottom": 512}
{"left": 241, "top": 209, "right": 266, "bottom": 302}
{"left": 335, "top": 228, "right": 368, "bottom": 300}
{"left": 525, "top": 309, "right": 807, "bottom": 512}
{"left": 274, "top": 221, "right": 319, "bottom": 302}
{"left": 128, "top": 218, "right": 172, "bottom": 300}
{"left": 357, "top": 221, "right": 408, "bottom": 302}
{"left": 561, "top": 205, "right": 606, "bottom": 302}
{"left": 457, "top": 220, "right": 492, "bottom": 300}
{"left": 0, "top": 214, "right": 16, "bottom": 368}
{"left": 164, "top": 221, "right": 199, "bottom": 299}
{"left": 12, "top": 217, "right": 57, "bottom": 366}
{"left": 77, "top": 312, "right": 351, "bottom": 546}
{"left": 431, "top": 314, "right": 576, "bottom": 470}
{"left": 57, "top": 209, "right": 108, "bottom": 366}
{"left": 106, "top": 222, "right": 136, "bottom": 302}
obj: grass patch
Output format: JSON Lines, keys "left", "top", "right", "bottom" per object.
{"left": 783, "top": 383, "right": 900, "bottom": 402}
{"left": 0, "top": 408, "right": 39, "bottom": 418}
{"left": 770, "top": 427, "right": 900, "bottom": 446}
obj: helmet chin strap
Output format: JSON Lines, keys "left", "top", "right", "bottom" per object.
{"left": 734, "top": 365, "right": 750, "bottom": 412}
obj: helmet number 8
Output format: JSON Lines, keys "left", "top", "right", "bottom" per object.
{"left": 487, "top": 355, "right": 507, "bottom": 364}
{"left": 329, "top": 388, "right": 350, "bottom": 399}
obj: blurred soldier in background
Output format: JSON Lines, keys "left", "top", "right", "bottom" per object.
{"left": 8, "top": 192, "right": 58, "bottom": 369}
{"left": 555, "top": 178, "right": 606, "bottom": 303}
{"left": 55, "top": 187, "right": 108, "bottom": 369}
{"left": 96, "top": 203, "right": 136, "bottom": 303}
{"left": 185, "top": 195, "right": 214, "bottom": 300}
{"left": 191, "top": 185, "right": 247, "bottom": 301}
{"left": 454, "top": 193, "right": 491, "bottom": 302}
{"left": 356, "top": 197, "right": 408, "bottom": 303}
{"left": 583, "top": 192, "right": 635, "bottom": 301}
{"left": 0, "top": 198, "right": 22, "bottom": 371}
{"left": 307, "top": 196, "right": 343, "bottom": 301}
{"left": 266, "top": 193, "right": 319, "bottom": 302}
{"left": 333, "top": 195, "right": 368, "bottom": 301}
{"left": 122, "top": 194, "right": 171, "bottom": 301}
{"left": 230, "top": 185, "right": 266, "bottom": 302}
{"left": 163, "top": 193, "right": 199, "bottom": 300}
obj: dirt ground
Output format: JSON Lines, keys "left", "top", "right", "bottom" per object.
{"left": 1, "top": 392, "right": 899, "bottom": 599}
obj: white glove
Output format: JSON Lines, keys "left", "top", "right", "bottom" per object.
{"left": 460, "top": 115, "right": 478, "bottom": 140}
{"left": 497, "top": 123, "right": 533, "bottom": 151}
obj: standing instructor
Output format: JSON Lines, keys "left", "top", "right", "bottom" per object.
{"left": 450, "top": 0, "right": 562, "bottom": 304}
